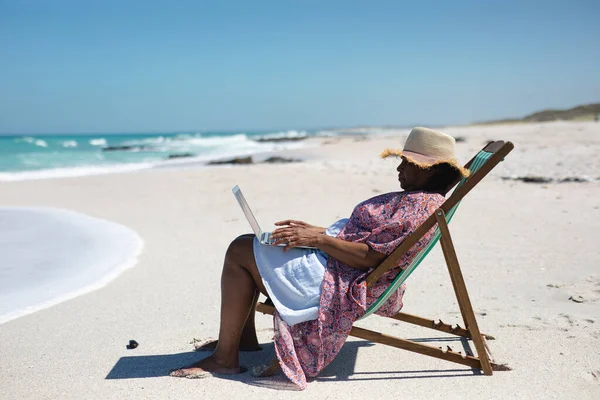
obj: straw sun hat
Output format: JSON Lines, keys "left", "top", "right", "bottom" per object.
{"left": 380, "top": 127, "right": 470, "bottom": 178}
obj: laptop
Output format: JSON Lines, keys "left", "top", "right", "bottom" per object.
{"left": 232, "top": 185, "right": 316, "bottom": 249}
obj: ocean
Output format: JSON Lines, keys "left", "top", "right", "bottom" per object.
{"left": 0, "top": 129, "right": 339, "bottom": 181}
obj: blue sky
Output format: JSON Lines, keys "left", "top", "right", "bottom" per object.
{"left": 1, "top": 0, "right": 598, "bottom": 133}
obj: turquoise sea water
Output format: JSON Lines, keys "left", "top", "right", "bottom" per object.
{"left": 0, "top": 130, "right": 336, "bottom": 181}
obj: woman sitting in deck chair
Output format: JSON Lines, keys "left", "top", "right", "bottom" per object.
{"left": 170, "top": 127, "right": 470, "bottom": 389}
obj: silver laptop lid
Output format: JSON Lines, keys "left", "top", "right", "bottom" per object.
{"left": 232, "top": 185, "right": 262, "bottom": 237}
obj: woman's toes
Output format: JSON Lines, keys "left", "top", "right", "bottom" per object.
{"left": 169, "top": 369, "right": 188, "bottom": 377}
{"left": 169, "top": 367, "right": 211, "bottom": 378}
{"left": 169, "top": 356, "right": 242, "bottom": 377}
{"left": 193, "top": 339, "right": 218, "bottom": 351}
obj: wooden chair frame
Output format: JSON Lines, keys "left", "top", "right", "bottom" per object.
{"left": 257, "top": 140, "right": 514, "bottom": 375}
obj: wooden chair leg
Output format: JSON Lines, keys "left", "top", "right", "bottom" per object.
{"left": 349, "top": 326, "right": 484, "bottom": 369}
{"left": 434, "top": 210, "right": 493, "bottom": 375}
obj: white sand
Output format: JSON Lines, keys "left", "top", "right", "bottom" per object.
{"left": 1, "top": 121, "right": 599, "bottom": 399}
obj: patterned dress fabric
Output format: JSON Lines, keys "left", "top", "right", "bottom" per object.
{"left": 272, "top": 190, "right": 445, "bottom": 389}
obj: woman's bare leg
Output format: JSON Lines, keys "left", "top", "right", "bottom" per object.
{"left": 194, "top": 289, "right": 262, "bottom": 352}
{"left": 170, "top": 235, "right": 267, "bottom": 376}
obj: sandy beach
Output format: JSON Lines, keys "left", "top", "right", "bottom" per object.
{"left": 1, "top": 121, "right": 599, "bottom": 399}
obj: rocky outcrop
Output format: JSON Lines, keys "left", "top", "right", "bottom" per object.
{"left": 207, "top": 156, "right": 253, "bottom": 165}
{"left": 102, "top": 145, "right": 151, "bottom": 152}
{"left": 262, "top": 156, "right": 301, "bottom": 163}
{"left": 167, "top": 153, "right": 195, "bottom": 159}
{"left": 205, "top": 156, "right": 304, "bottom": 165}
{"left": 253, "top": 137, "right": 308, "bottom": 143}
{"left": 502, "top": 176, "right": 595, "bottom": 184}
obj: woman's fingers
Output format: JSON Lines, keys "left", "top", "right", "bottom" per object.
{"left": 271, "top": 227, "right": 294, "bottom": 237}
{"left": 274, "top": 220, "right": 308, "bottom": 227}
{"left": 271, "top": 225, "right": 317, "bottom": 251}
{"left": 272, "top": 225, "right": 307, "bottom": 237}
{"left": 282, "top": 239, "right": 302, "bottom": 252}
{"left": 273, "top": 234, "right": 303, "bottom": 251}
{"left": 274, "top": 236, "right": 295, "bottom": 252}
{"left": 274, "top": 219, "right": 303, "bottom": 226}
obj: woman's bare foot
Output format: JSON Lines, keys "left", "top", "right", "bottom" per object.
{"left": 192, "top": 338, "right": 262, "bottom": 352}
{"left": 169, "top": 355, "right": 241, "bottom": 378}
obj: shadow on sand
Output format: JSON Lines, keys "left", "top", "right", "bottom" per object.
{"left": 106, "top": 339, "right": 481, "bottom": 391}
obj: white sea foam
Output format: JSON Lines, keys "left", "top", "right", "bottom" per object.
{"left": 254, "top": 130, "right": 309, "bottom": 141}
{"left": 90, "top": 138, "right": 107, "bottom": 146}
{"left": 123, "top": 136, "right": 168, "bottom": 145}
{"left": 12, "top": 136, "right": 36, "bottom": 144}
{"left": 0, "top": 207, "right": 143, "bottom": 324}
{"left": 314, "top": 130, "right": 340, "bottom": 137}
{"left": 34, "top": 139, "right": 48, "bottom": 147}
{"left": 62, "top": 140, "right": 78, "bottom": 148}
{"left": 1, "top": 131, "right": 319, "bottom": 181}
{"left": 0, "top": 162, "right": 155, "bottom": 182}
{"left": 175, "top": 133, "right": 249, "bottom": 147}
{"left": 118, "top": 133, "right": 296, "bottom": 157}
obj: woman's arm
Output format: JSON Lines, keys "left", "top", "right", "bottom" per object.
{"left": 316, "top": 235, "right": 387, "bottom": 271}
{"left": 271, "top": 224, "right": 387, "bottom": 271}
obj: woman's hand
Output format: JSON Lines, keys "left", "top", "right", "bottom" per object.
{"left": 271, "top": 220, "right": 325, "bottom": 251}
{"left": 273, "top": 219, "right": 387, "bottom": 270}
{"left": 274, "top": 220, "right": 326, "bottom": 234}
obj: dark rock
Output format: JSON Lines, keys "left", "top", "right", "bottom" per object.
{"left": 520, "top": 176, "right": 553, "bottom": 184}
{"left": 503, "top": 175, "right": 593, "bottom": 184}
{"left": 253, "top": 137, "right": 308, "bottom": 143}
{"left": 559, "top": 177, "right": 588, "bottom": 183}
{"left": 207, "top": 156, "right": 253, "bottom": 165}
{"left": 454, "top": 136, "right": 466, "bottom": 143}
{"left": 167, "top": 153, "right": 195, "bottom": 159}
{"left": 262, "top": 156, "right": 301, "bottom": 164}
{"left": 102, "top": 145, "right": 151, "bottom": 152}
{"left": 126, "top": 340, "right": 139, "bottom": 349}
{"left": 502, "top": 176, "right": 553, "bottom": 184}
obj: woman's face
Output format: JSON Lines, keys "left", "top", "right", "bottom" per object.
{"left": 397, "top": 157, "right": 433, "bottom": 190}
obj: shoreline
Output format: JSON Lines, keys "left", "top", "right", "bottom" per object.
{"left": 0, "top": 207, "right": 143, "bottom": 325}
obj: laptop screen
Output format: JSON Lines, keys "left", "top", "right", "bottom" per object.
{"left": 232, "top": 185, "right": 262, "bottom": 237}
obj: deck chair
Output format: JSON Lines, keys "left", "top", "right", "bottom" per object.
{"left": 256, "top": 140, "right": 514, "bottom": 375}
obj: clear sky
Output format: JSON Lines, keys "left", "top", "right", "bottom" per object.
{"left": 1, "top": 0, "right": 598, "bottom": 133}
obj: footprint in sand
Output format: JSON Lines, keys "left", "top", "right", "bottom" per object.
{"left": 547, "top": 276, "right": 600, "bottom": 303}
{"left": 499, "top": 323, "right": 538, "bottom": 331}
{"left": 559, "top": 313, "right": 576, "bottom": 326}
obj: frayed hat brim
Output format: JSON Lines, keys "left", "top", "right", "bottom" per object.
{"left": 380, "top": 148, "right": 471, "bottom": 178}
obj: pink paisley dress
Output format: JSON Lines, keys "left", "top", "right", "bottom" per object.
{"left": 272, "top": 190, "right": 445, "bottom": 389}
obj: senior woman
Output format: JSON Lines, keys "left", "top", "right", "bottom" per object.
{"left": 170, "top": 127, "right": 470, "bottom": 389}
